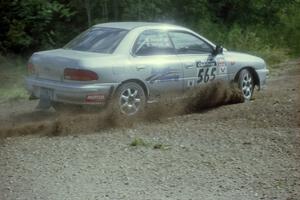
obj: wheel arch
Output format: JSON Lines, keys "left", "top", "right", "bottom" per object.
{"left": 114, "top": 79, "right": 149, "bottom": 99}
{"left": 234, "top": 66, "right": 260, "bottom": 89}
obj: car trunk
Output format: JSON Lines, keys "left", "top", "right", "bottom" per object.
{"left": 30, "top": 49, "right": 105, "bottom": 81}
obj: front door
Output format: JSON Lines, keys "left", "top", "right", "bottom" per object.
{"left": 168, "top": 31, "right": 228, "bottom": 91}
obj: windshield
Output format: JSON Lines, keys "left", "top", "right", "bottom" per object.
{"left": 64, "top": 27, "right": 128, "bottom": 54}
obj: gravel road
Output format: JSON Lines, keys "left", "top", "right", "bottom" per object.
{"left": 0, "top": 63, "right": 299, "bottom": 200}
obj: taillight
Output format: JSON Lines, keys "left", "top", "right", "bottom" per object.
{"left": 27, "top": 62, "right": 35, "bottom": 74}
{"left": 64, "top": 68, "right": 98, "bottom": 81}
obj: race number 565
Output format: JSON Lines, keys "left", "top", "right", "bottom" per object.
{"left": 197, "top": 67, "right": 216, "bottom": 84}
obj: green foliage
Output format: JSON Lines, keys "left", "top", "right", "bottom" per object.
{"left": 0, "top": 0, "right": 299, "bottom": 62}
{"left": 6, "top": 20, "right": 33, "bottom": 48}
{"left": 278, "top": 2, "right": 300, "bottom": 55}
{"left": 130, "top": 138, "right": 147, "bottom": 147}
{"left": 0, "top": 56, "right": 28, "bottom": 103}
{"left": 195, "top": 19, "right": 292, "bottom": 64}
{"left": 0, "top": 0, "right": 75, "bottom": 53}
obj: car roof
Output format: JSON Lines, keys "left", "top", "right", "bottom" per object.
{"left": 93, "top": 22, "right": 184, "bottom": 30}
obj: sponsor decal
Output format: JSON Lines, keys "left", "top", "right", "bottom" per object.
{"left": 85, "top": 94, "right": 105, "bottom": 103}
{"left": 217, "top": 58, "right": 227, "bottom": 74}
{"left": 219, "top": 65, "right": 227, "bottom": 73}
{"left": 196, "top": 60, "right": 216, "bottom": 68}
{"left": 196, "top": 59, "right": 217, "bottom": 84}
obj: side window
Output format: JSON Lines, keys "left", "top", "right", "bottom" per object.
{"left": 133, "top": 30, "right": 174, "bottom": 56}
{"left": 169, "top": 31, "right": 213, "bottom": 54}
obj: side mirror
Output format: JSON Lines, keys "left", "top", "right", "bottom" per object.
{"left": 212, "top": 45, "right": 223, "bottom": 56}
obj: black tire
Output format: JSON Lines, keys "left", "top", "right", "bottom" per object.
{"left": 112, "top": 82, "right": 146, "bottom": 117}
{"left": 237, "top": 69, "right": 255, "bottom": 101}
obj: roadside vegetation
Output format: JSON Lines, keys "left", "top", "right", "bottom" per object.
{"left": 0, "top": 56, "right": 28, "bottom": 103}
{"left": 0, "top": 0, "right": 299, "bottom": 102}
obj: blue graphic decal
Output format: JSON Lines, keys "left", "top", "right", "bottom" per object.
{"left": 146, "top": 67, "right": 179, "bottom": 83}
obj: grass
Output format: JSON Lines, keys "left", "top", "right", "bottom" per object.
{"left": 0, "top": 55, "right": 28, "bottom": 103}
{"left": 130, "top": 138, "right": 148, "bottom": 147}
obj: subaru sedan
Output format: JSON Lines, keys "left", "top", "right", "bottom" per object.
{"left": 25, "top": 22, "right": 269, "bottom": 116}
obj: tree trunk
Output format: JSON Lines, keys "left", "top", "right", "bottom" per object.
{"left": 138, "top": 0, "right": 141, "bottom": 20}
{"left": 84, "top": 0, "right": 92, "bottom": 27}
{"left": 102, "top": 0, "right": 108, "bottom": 21}
{"left": 112, "top": 0, "right": 119, "bottom": 21}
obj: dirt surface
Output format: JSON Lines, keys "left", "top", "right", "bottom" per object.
{"left": 0, "top": 62, "right": 299, "bottom": 200}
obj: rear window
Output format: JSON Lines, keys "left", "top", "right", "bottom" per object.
{"left": 64, "top": 27, "right": 128, "bottom": 54}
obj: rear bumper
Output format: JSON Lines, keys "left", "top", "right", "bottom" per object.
{"left": 25, "top": 77, "right": 118, "bottom": 105}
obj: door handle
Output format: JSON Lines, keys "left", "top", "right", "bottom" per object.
{"left": 184, "top": 64, "right": 194, "bottom": 69}
{"left": 136, "top": 66, "right": 146, "bottom": 70}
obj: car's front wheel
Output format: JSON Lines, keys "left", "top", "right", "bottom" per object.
{"left": 238, "top": 69, "right": 254, "bottom": 101}
{"left": 112, "top": 82, "right": 146, "bottom": 117}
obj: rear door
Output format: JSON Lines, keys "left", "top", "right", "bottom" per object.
{"left": 168, "top": 31, "right": 227, "bottom": 91}
{"left": 130, "top": 29, "right": 184, "bottom": 99}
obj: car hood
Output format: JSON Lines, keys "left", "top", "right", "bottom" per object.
{"left": 224, "top": 51, "right": 265, "bottom": 64}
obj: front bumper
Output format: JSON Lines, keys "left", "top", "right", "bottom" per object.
{"left": 25, "top": 77, "right": 118, "bottom": 105}
{"left": 256, "top": 68, "right": 269, "bottom": 90}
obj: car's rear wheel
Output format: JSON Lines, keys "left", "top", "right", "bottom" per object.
{"left": 238, "top": 69, "right": 254, "bottom": 101}
{"left": 112, "top": 82, "right": 146, "bottom": 117}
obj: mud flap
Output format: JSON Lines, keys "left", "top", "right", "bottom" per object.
{"left": 36, "top": 88, "right": 52, "bottom": 110}
{"left": 36, "top": 99, "right": 51, "bottom": 110}
{"left": 29, "top": 94, "right": 39, "bottom": 100}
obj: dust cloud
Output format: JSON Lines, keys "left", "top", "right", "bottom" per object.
{"left": 0, "top": 81, "right": 244, "bottom": 138}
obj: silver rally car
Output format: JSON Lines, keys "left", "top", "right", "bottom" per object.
{"left": 25, "top": 22, "right": 269, "bottom": 116}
